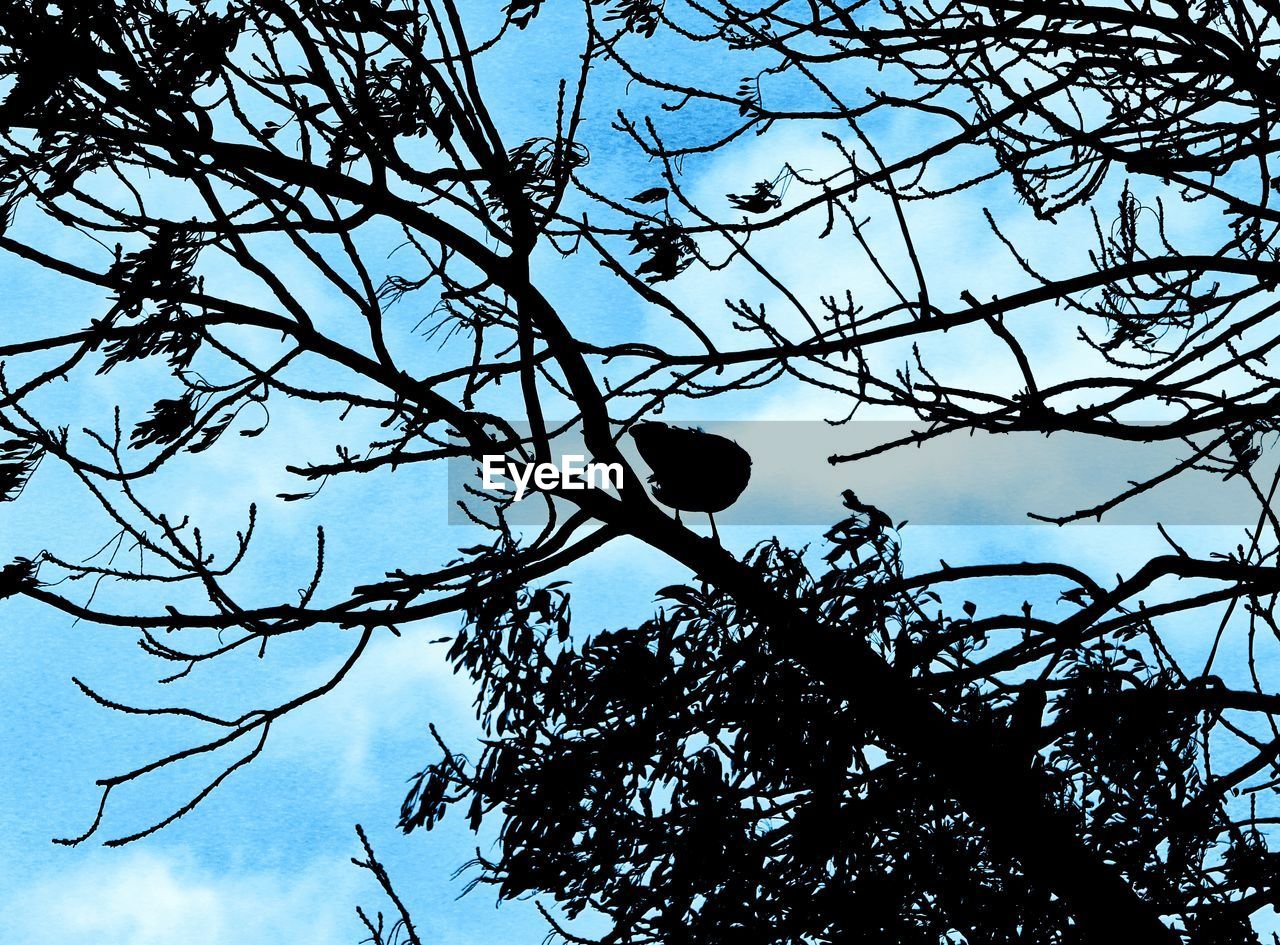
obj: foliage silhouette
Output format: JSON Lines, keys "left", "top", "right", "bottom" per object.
{"left": 401, "top": 493, "right": 1265, "bottom": 944}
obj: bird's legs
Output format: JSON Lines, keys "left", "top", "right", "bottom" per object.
{"left": 708, "top": 513, "right": 719, "bottom": 543}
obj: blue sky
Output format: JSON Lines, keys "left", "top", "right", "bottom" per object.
{"left": 0, "top": 3, "right": 1274, "bottom": 943}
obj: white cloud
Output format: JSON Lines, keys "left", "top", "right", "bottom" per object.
{"left": 276, "top": 626, "right": 481, "bottom": 796}
{"left": 5, "top": 850, "right": 358, "bottom": 945}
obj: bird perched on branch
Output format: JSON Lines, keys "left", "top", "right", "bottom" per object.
{"left": 630, "top": 421, "right": 752, "bottom": 541}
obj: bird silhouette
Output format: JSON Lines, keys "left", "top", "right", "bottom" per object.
{"left": 629, "top": 421, "right": 752, "bottom": 541}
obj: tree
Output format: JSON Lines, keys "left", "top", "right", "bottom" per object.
{"left": 1, "top": 0, "right": 1279, "bottom": 941}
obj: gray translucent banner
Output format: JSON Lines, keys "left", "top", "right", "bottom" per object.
{"left": 447, "top": 421, "right": 1273, "bottom": 526}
